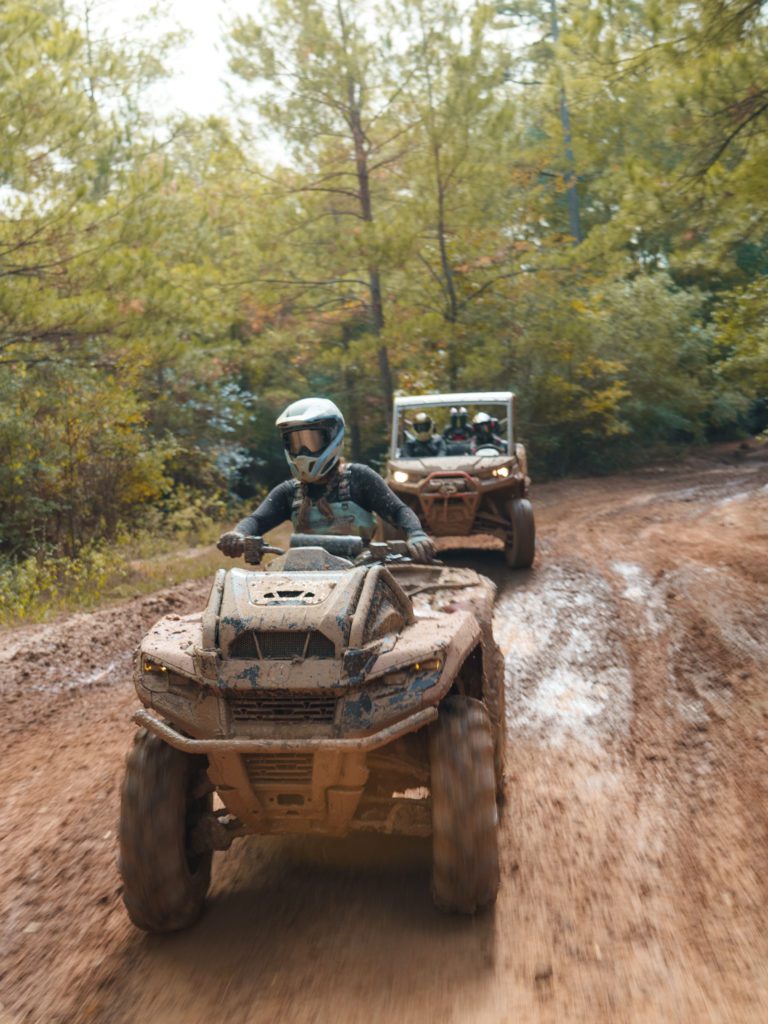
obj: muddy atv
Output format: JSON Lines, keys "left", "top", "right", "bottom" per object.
{"left": 119, "top": 534, "right": 505, "bottom": 932}
{"left": 382, "top": 391, "right": 535, "bottom": 568}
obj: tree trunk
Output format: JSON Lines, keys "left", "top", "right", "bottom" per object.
{"left": 549, "top": 0, "right": 582, "bottom": 244}
{"left": 344, "top": 47, "right": 394, "bottom": 422}
{"left": 341, "top": 327, "right": 362, "bottom": 460}
{"left": 435, "top": 156, "right": 460, "bottom": 389}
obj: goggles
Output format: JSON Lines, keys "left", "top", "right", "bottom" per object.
{"left": 414, "top": 419, "right": 432, "bottom": 434}
{"left": 283, "top": 426, "right": 330, "bottom": 456}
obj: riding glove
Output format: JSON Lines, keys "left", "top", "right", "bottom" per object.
{"left": 406, "top": 530, "right": 434, "bottom": 563}
{"left": 217, "top": 531, "right": 247, "bottom": 558}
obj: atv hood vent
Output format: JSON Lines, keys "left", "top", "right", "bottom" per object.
{"left": 228, "top": 629, "right": 335, "bottom": 660}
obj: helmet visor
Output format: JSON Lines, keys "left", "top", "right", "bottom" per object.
{"left": 414, "top": 419, "right": 432, "bottom": 435}
{"left": 283, "top": 427, "right": 330, "bottom": 456}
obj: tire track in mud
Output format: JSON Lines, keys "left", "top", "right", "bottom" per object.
{"left": 613, "top": 553, "right": 768, "bottom": 986}
{"left": 493, "top": 561, "right": 633, "bottom": 750}
{"left": 487, "top": 519, "right": 768, "bottom": 1022}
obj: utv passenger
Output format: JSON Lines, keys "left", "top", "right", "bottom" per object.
{"left": 443, "top": 405, "right": 473, "bottom": 453}
{"left": 404, "top": 412, "right": 447, "bottom": 458}
{"left": 472, "top": 411, "right": 507, "bottom": 453}
{"left": 218, "top": 397, "right": 434, "bottom": 563}
{"left": 443, "top": 406, "right": 470, "bottom": 442}
{"left": 442, "top": 406, "right": 459, "bottom": 440}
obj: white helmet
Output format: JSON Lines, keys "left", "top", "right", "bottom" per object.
{"left": 275, "top": 397, "right": 345, "bottom": 483}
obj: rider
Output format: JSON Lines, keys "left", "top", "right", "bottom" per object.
{"left": 404, "top": 412, "right": 447, "bottom": 457}
{"left": 218, "top": 397, "right": 434, "bottom": 563}
{"left": 442, "top": 407, "right": 459, "bottom": 440}
{"left": 443, "top": 405, "right": 472, "bottom": 444}
{"left": 471, "top": 411, "right": 507, "bottom": 452}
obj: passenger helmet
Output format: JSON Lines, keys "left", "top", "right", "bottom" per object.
{"left": 276, "top": 397, "right": 345, "bottom": 483}
{"left": 413, "top": 412, "right": 433, "bottom": 436}
{"left": 473, "top": 411, "right": 494, "bottom": 437}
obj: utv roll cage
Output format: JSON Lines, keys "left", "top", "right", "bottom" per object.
{"left": 391, "top": 391, "right": 515, "bottom": 458}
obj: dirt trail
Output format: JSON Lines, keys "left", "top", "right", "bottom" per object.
{"left": 2, "top": 444, "right": 768, "bottom": 1023}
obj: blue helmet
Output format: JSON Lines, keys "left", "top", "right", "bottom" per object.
{"left": 275, "top": 397, "right": 345, "bottom": 483}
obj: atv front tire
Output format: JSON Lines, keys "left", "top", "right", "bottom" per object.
{"left": 504, "top": 498, "right": 535, "bottom": 569}
{"left": 119, "top": 729, "right": 213, "bottom": 932}
{"left": 429, "top": 696, "right": 500, "bottom": 913}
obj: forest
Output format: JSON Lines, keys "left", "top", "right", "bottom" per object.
{"left": 0, "top": 0, "right": 766, "bottom": 613}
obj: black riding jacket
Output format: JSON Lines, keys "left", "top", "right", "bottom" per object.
{"left": 235, "top": 463, "right": 423, "bottom": 537}
{"left": 404, "top": 435, "right": 447, "bottom": 457}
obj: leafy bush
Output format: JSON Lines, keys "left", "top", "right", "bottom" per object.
{"left": 0, "top": 544, "right": 128, "bottom": 624}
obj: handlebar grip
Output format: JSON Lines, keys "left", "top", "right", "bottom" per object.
{"left": 242, "top": 535, "right": 285, "bottom": 564}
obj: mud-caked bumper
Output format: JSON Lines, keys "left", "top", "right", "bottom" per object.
{"left": 133, "top": 706, "right": 436, "bottom": 754}
{"left": 133, "top": 707, "right": 437, "bottom": 837}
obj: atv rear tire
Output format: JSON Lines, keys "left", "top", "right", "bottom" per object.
{"left": 429, "top": 696, "right": 500, "bottom": 913}
{"left": 504, "top": 498, "right": 535, "bottom": 569}
{"left": 119, "top": 729, "right": 213, "bottom": 932}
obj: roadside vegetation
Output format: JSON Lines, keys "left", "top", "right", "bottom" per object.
{"left": 1, "top": 0, "right": 766, "bottom": 622}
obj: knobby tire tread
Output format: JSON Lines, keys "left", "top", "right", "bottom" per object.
{"left": 429, "top": 696, "right": 500, "bottom": 913}
{"left": 504, "top": 498, "right": 535, "bottom": 569}
{"left": 119, "top": 729, "right": 212, "bottom": 932}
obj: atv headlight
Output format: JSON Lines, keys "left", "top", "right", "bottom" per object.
{"left": 393, "top": 470, "right": 410, "bottom": 484}
{"left": 357, "top": 658, "right": 445, "bottom": 727}
{"left": 378, "top": 658, "right": 443, "bottom": 688}
{"left": 143, "top": 657, "right": 168, "bottom": 674}
{"left": 412, "top": 658, "right": 442, "bottom": 673}
{"left": 492, "top": 466, "right": 510, "bottom": 478}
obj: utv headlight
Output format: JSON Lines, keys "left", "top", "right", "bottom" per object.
{"left": 492, "top": 466, "right": 510, "bottom": 478}
{"left": 393, "top": 470, "right": 410, "bottom": 484}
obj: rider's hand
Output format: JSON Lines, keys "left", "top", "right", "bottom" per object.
{"left": 407, "top": 530, "right": 434, "bottom": 564}
{"left": 217, "top": 531, "right": 247, "bottom": 558}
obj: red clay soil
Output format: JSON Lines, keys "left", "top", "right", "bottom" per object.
{"left": 1, "top": 442, "right": 767, "bottom": 1023}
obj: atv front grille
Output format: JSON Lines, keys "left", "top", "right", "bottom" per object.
{"left": 228, "top": 629, "right": 336, "bottom": 660}
{"left": 229, "top": 690, "right": 338, "bottom": 723}
{"left": 243, "top": 753, "right": 314, "bottom": 785}
{"left": 305, "top": 632, "right": 336, "bottom": 658}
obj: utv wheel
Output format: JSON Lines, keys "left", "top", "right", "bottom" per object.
{"left": 429, "top": 696, "right": 500, "bottom": 913}
{"left": 119, "top": 729, "right": 213, "bottom": 932}
{"left": 504, "top": 498, "right": 535, "bottom": 569}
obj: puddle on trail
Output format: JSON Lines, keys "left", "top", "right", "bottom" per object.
{"left": 28, "top": 654, "right": 131, "bottom": 695}
{"left": 494, "top": 564, "right": 632, "bottom": 750}
{"left": 611, "top": 562, "right": 668, "bottom": 635}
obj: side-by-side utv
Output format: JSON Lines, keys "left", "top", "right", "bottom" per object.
{"left": 382, "top": 391, "right": 535, "bottom": 568}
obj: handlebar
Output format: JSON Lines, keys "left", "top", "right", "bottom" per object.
{"left": 239, "top": 534, "right": 429, "bottom": 566}
{"left": 243, "top": 536, "right": 285, "bottom": 565}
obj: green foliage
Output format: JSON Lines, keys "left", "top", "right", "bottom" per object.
{"left": 713, "top": 279, "right": 768, "bottom": 398}
{"left": 0, "top": 543, "right": 127, "bottom": 623}
{"left": 2, "top": 0, "right": 767, "bottom": 591}
{"left": 0, "top": 359, "right": 173, "bottom": 555}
